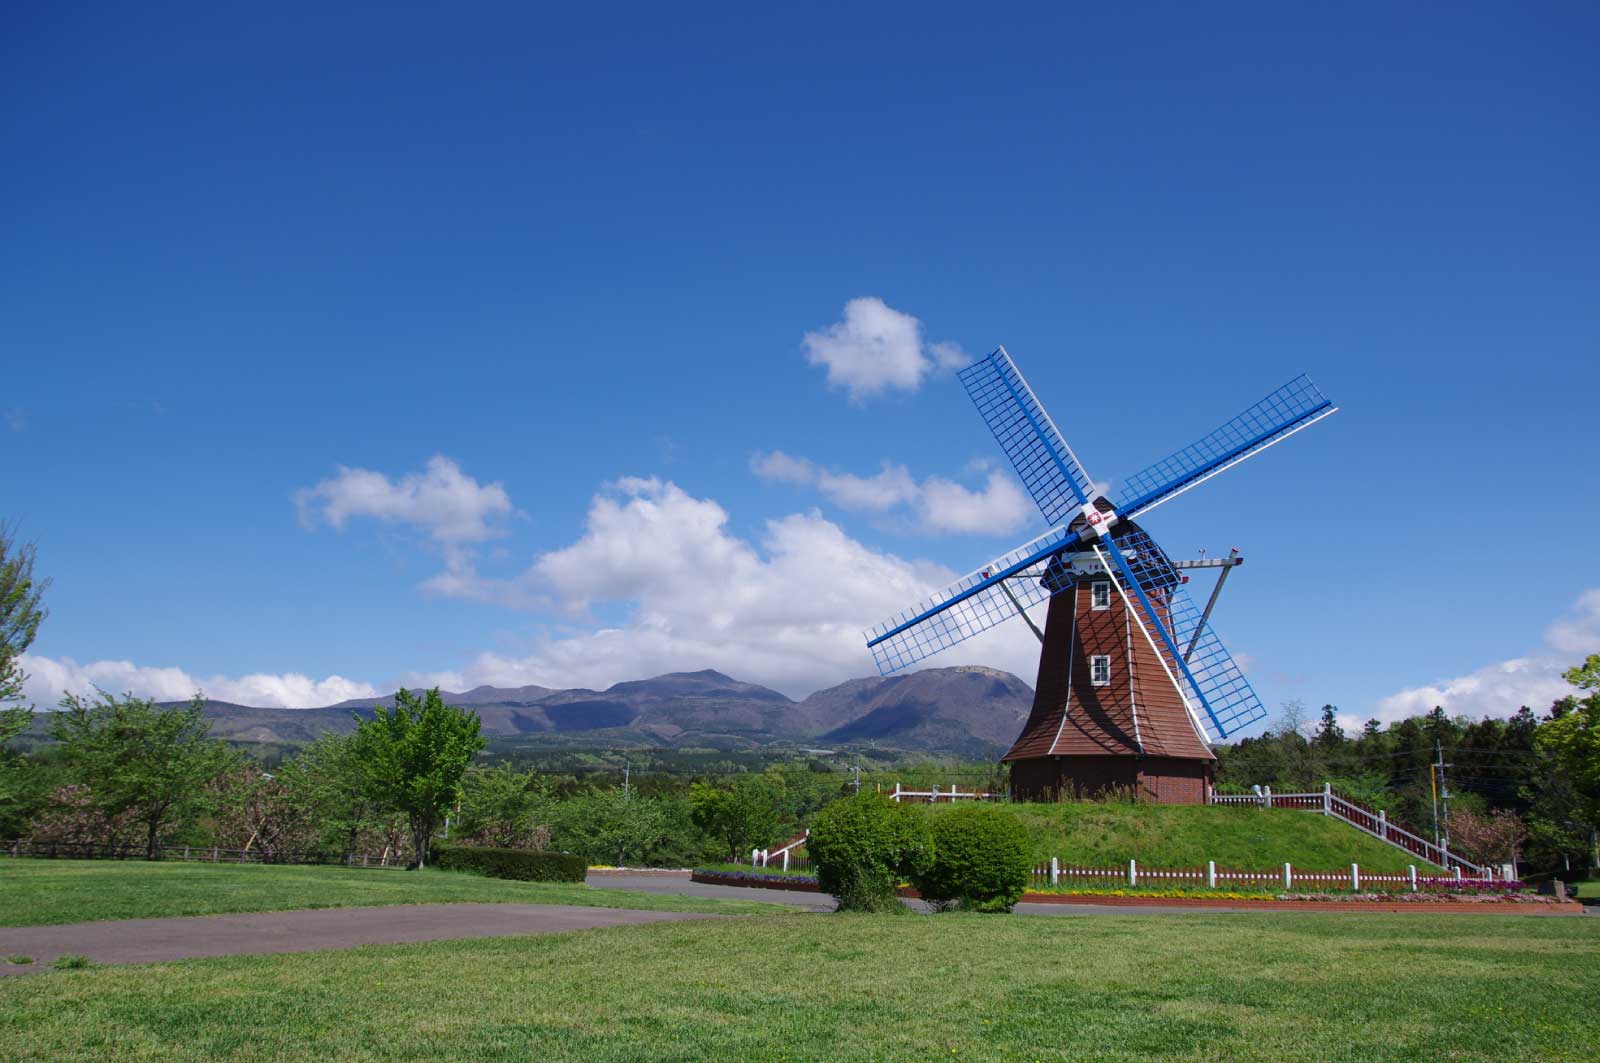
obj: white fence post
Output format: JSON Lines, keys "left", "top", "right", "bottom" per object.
{"left": 1454, "top": 865, "right": 1462, "bottom": 882}
{"left": 1283, "top": 862, "right": 1292, "bottom": 889}
{"left": 1128, "top": 859, "right": 1137, "bottom": 886}
{"left": 1350, "top": 863, "right": 1360, "bottom": 891}
{"left": 1207, "top": 860, "right": 1217, "bottom": 888}
{"left": 782, "top": 850, "right": 789, "bottom": 872}
{"left": 1409, "top": 865, "right": 1417, "bottom": 892}
{"left": 1050, "top": 857, "right": 1060, "bottom": 885}
{"left": 1323, "top": 781, "right": 1332, "bottom": 814}
{"left": 1263, "top": 785, "right": 1273, "bottom": 809}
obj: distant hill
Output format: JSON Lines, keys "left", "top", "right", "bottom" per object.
{"left": 23, "top": 666, "right": 1039, "bottom": 756}
{"left": 803, "top": 666, "right": 1034, "bottom": 756}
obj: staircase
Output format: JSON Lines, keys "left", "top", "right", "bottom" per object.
{"left": 1211, "top": 783, "right": 1489, "bottom": 876}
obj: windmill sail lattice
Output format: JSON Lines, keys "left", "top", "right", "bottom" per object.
{"left": 864, "top": 346, "right": 1336, "bottom": 750}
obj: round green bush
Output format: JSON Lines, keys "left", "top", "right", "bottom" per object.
{"left": 807, "top": 794, "right": 932, "bottom": 912}
{"left": 913, "top": 804, "right": 1030, "bottom": 913}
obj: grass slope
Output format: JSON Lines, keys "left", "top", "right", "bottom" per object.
{"left": 1, "top": 913, "right": 1594, "bottom": 1062}
{"left": 952, "top": 803, "right": 1442, "bottom": 872}
{"left": 0, "top": 860, "right": 790, "bottom": 927}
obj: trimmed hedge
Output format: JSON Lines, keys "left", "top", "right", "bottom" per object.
{"left": 913, "top": 804, "right": 1030, "bottom": 913}
{"left": 808, "top": 794, "right": 932, "bottom": 913}
{"left": 433, "top": 846, "right": 587, "bottom": 883}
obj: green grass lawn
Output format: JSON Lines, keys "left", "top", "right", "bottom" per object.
{"left": 0, "top": 859, "right": 792, "bottom": 927}
{"left": 967, "top": 803, "right": 1440, "bottom": 872}
{"left": 1, "top": 912, "right": 1594, "bottom": 1062}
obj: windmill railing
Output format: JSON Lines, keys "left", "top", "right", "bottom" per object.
{"left": 1209, "top": 784, "right": 1489, "bottom": 877}
{"left": 1030, "top": 858, "right": 1510, "bottom": 893}
{"left": 887, "top": 783, "right": 1003, "bottom": 803}
{"left": 751, "top": 831, "right": 809, "bottom": 872}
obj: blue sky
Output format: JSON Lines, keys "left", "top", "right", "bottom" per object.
{"left": 5, "top": 3, "right": 1598, "bottom": 730}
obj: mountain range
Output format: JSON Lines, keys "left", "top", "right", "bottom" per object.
{"left": 66, "top": 666, "right": 1038, "bottom": 756}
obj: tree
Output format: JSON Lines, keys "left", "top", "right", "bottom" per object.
{"left": 276, "top": 732, "right": 406, "bottom": 858}
{"left": 0, "top": 523, "right": 50, "bottom": 710}
{"left": 456, "top": 763, "right": 551, "bottom": 849}
{"left": 1443, "top": 807, "right": 1527, "bottom": 868}
{"left": 52, "top": 692, "right": 240, "bottom": 858}
{"left": 348, "top": 688, "right": 485, "bottom": 868}
{"left": 551, "top": 788, "right": 671, "bottom": 866}
{"left": 1532, "top": 655, "right": 1600, "bottom": 864}
{"left": 690, "top": 777, "right": 782, "bottom": 862}
{"left": 208, "top": 767, "right": 317, "bottom": 855}
{"left": 0, "top": 525, "right": 49, "bottom": 832}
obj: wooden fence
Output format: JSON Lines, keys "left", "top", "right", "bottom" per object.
{"left": 4, "top": 839, "right": 405, "bottom": 868}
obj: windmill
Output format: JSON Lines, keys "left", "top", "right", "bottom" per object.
{"left": 863, "top": 348, "right": 1336, "bottom": 803}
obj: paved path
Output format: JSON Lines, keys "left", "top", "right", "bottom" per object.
{"left": 0, "top": 903, "right": 718, "bottom": 975}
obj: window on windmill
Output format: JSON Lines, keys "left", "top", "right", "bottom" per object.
{"left": 1091, "top": 655, "right": 1111, "bottom": 686}
{"left": 1091, "top": 581, "right": 1111, "bottom": 610}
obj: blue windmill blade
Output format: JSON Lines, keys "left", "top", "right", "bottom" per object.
{"left": 1115, "top": 375, "right": 1337, "bottom": 521}
{"left": 1094, "top": 527, "right": 1267, "bottom": 741}
{"left": 863, "top": 525, "right": 1073, "bottom": 675}
{"left": 959, "top": 348, "right": 1098, "bottom": 526}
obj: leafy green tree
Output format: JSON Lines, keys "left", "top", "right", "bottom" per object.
{"left": 348, "top": 688, "right": 485, "bottom": 868}
{"left": 456, "top": 763, "right": 551, "bottom": 849}
{"left": 1532, "top": 656, "right": 1600, "bottom": 865}
{"left": 51, "top": 692, "right": 240, "bottom": 858}
{"left": 276, "top": 732, "right": 401, "bottom": 856}
{"left": 551, "top": 788, "right": 671, "bottom": 866}
{"left": 0, "top": 524, "right": 49, "bottom": 711}
{"left": 0, "top": 525, "right": 50, "bottom": 833}
{"left": 690, "top": 776, "right": 781, "bottom": 862}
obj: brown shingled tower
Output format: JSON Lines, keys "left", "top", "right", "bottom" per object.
{"left": 1003, "top": 550, "right": 1216, "bottom": 804}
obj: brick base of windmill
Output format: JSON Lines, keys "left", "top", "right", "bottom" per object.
{"left": 1002, "top": 549, "right": 1214, "bottom": 803}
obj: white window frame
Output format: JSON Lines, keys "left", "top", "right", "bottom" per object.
{"left": 1090, "top": 581, "right": 1111, "bottom": 611}
{"left": 1090, "top": 654, "right": 1111, "bottom": 687}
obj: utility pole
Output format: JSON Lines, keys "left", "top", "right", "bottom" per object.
{"left": 852, "top": 764, "right": 861, "bottom": 795}
{"left": 623, "top": 762, "right": 630, "bottom": 799}
{"left": 1430, "top": 740, "right": 1452, "bottom": 853}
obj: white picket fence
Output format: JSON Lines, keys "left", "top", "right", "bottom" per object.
{"left": 751, "top": 830, "right": 809, "bottom": 871}
{"left": 1033, "top": 857, "right": 1502, "bottom": 892}
{"left": 1210, "top": 784, "right": 1489, "bottom": 876}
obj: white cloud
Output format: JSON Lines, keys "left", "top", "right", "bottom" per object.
{"left": 5, "top": 408, "right": 25, "bottom": 433}
{"left": 423, "top": 477, "right": 1044, "bottom": 696}
{"left": 1375, "top": 588, "right": 1600, "bottom": 724}
{"left": 18, "top": 654, "right": 380, "bottom": 709}
{"left": 295, "top": 456, "right": 513, "bottom": 544}
{"left": 802, "top": 297, "right": 966, "bottom": 400}
{"left": 752, "top": 451, "right": 1033, "bottom": 536}
{"left": 1545, "top": 588, "right": 1600, "bottom": 655}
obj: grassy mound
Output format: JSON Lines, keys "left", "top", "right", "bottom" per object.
{"left": 0, "top": 859, "right": 794, "bottom": 927}
{"left": 929, "top": 802, "right": 1441, "bottom": 873}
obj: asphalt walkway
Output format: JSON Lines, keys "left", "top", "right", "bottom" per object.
{"left": 0, "top": 902, "right": 718, "bottom": 975}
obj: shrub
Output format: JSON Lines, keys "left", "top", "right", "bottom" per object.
{"left": 52, "top": 954, "right": 93, "bottom": 970}
{"left": 807, "top": 794, "right": 931, "bottom": 913}
{"left": 914, "top": 805, "right": 1030, "bottom": 913}
{"left": 432, "top": 845, "right": 586, "bottom": 883}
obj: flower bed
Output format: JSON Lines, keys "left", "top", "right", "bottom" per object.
{"left": 693, "top": 869, "right": 1583, "bottom": 913}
